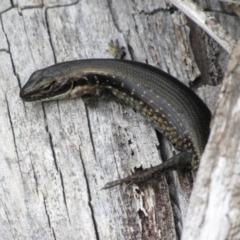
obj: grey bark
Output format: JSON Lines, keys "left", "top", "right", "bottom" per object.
{"left": 182, "top": 38, "right": 240, "bottom": 240}
{"left": 0, "top": 1, "right": 239, "bottom": 239}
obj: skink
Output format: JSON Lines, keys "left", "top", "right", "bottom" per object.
{"left": 20, "top": 59, "right": 211, "bottom": 188}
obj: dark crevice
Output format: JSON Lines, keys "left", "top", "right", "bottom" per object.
{"left": 138, "top": 6, "right": 178, "bottom": 16}
{"left": 41, "top": 102, "right": 70, "bottom": 225}
{"left": 78, "top": 149, "right": 100, "bottom": 240}
{"left": 17, "top": 0, "right": 43, "bottom": 9}
{"left": 169, "top": 7, "right": 176, "bottom": 14}
{"left": 42, "top": 103, "right": 49, "bottom": 132}
{"left": 189, "top": 75, "right": 202, "bottom": 89}
{"left": 20, "top": 4, "right": 44, "bottom": 10}
{"left": 155, "top": 131, "right": 167, "bottom": 163}
{"left": 0, "top": 48, "right": 9, "bottom": 53}
{"left": 127, "top": 43, "right": 135, "bottom": 61}
{"left": 73, "top": 102, "right": 99, "bottom": 238}
{"left": 52, "top": 228, "right": 57, "bottom": 240}
{"left": 84, "top": 106, "right": 96, "bottom": 159}
{"left": 0, "top": 6, "right": 13, "bottom": 14}
{"left": 42, "top": 104, "right": 59, "bottom": 172}
{"left": 44, "top": 8, "right": 57, "bottom": 64}
{"left": 21, "top": 0, "right": 79, "bottom": 10}
{"left": 5, "top": 94, "right": 20, "bottom": 163}
{"left": 131, "top": 149, "right": 134, "bottom": 156}
{"left": 59, "top": 170, "right": 71, "bottom": 223}
{"left": 43, "top": 198, "right": 51, "bottom": 229}
{"left": 48, "top": 132, "right": 59, "bottom": 170}
{"left": 31, "top": 160, "right": 39, "bottom": 196}
{"left": 45, "top": 0, "right": 80, "bottom": 9}
{"left": 48, "top": 132, "right": 59, "bottom": 169}
{"left": 43, "top": 196, "right": 57, "bottom": 240}
{"left": 156, "top": 131, "right": 182, "bottom": 239}
{"left": 57, "top": 101, "right": 61, "bottom": 118}
{"left": 0, "top": 15, "right": 8, "bottom": 50}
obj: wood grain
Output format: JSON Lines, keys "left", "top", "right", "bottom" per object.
{"left": 0, "top": 1, "right": 237, "bottom": 239}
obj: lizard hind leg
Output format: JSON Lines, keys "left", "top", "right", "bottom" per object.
{"left": 103, "top": 150, "right": 193, "bottom": 189}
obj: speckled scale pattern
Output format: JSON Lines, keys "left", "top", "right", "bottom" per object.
{"left": 65, "top": 59, "right": 212, "bottom": 169}
{"left": 21, "top": 59, "right": 211, "bottom": 171}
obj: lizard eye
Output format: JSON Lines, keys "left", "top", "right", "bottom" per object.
{"left": 41, "top": 84, "right": 53, "bottom": 93}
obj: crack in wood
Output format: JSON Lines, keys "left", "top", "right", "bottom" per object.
{"left": 78, "top": 147, "right": 100, "bottom": 240}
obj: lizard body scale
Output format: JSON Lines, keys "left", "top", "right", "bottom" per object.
{"left": 20, "top": 58, "right": 211, "bottom": 188}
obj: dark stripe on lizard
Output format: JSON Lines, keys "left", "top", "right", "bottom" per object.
{"left": 20, "top": 59, "right": 211, "bottom": 188}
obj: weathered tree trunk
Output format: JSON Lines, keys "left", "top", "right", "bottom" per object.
{"left": 182, "top": 38, "right": 240, "bottom": 240}
{"left": 0, "top": 1, "right": 239, "bottom": 239}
